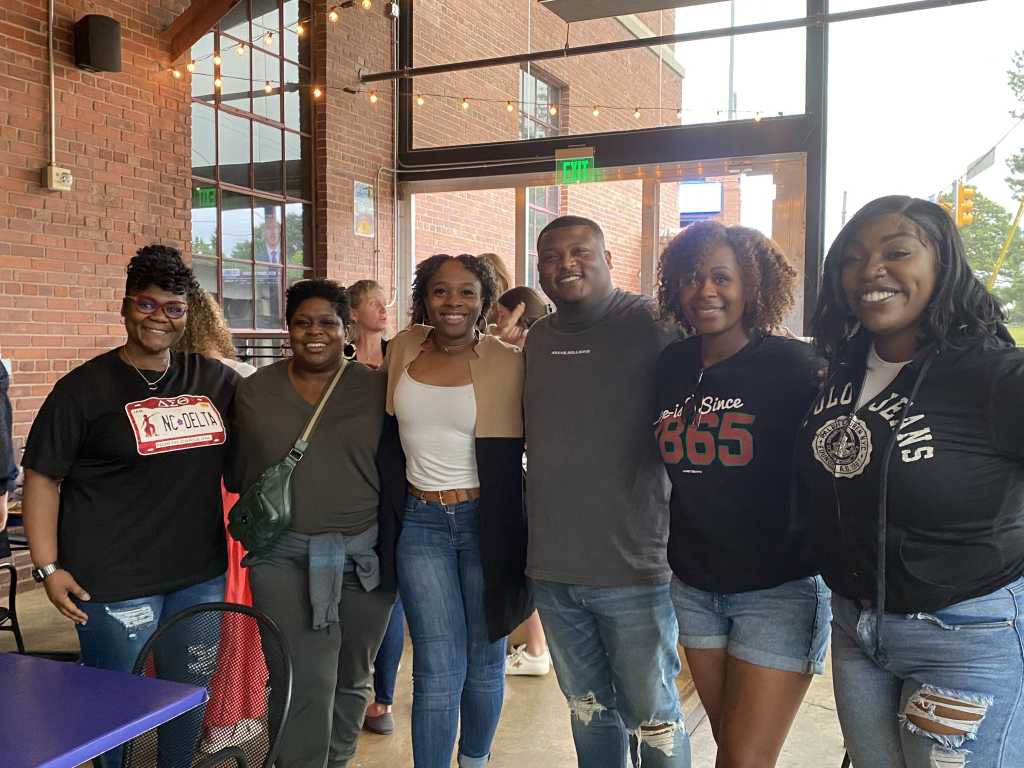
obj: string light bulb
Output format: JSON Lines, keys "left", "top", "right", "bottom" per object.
{"left": 328, "top": 7, "right": 339, "bottom": 22}
{"left": 264, "top": 31, "right": 274, "bottom": 46}
{"left": 186, "top": 60, "right": 195, "bottom": 73}
{"left": 313, "top": 86, "right": 322, "bottom": 98}
{"left": 675, "top": 108, "right": 683, "bottom": 119}
{"left": 634, "top": 107, "right": 641, "bottom": 119}
{"left": 236, "top": 43, "right": 247, "bottom": 55}
{"left": 361, "top": 0, "right": 372, "bottom": 8}
{"left": 592, "top": 105, "right": 600, "bottom": 117}
{"left": 296, "top": 22, "right": 304, "bottom": 36}
{"left": 369, "top": 90, "right": 379, "bottom": 104}
{"left": 416, "top": 93, "right": 425, "bottom": 106}
{"left": 214, "top": 77, "right": 223, "bottom": 89}
{"left": 548, "top": 104, "right": 558, "bottom": 116}
{"left": 753, "top": 111, "right": 763, "bottom": 122}
{"left": 264, "top": 81, "right": 274, "bottom": 94}
{"left": 213, "top": 53, "right": 222, "bottom": 66}
{"left": 172, "top": 68, "right": 181, "bottom": 79}
{"left": 506, "top": 100, "right": 514, "bottom": 112}
{"left": 461, "top": 97, "right": 470, "bottom": 110}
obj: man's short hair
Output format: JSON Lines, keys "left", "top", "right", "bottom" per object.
{"left": 536, "top": 215, "right": 606, "bottom": 251}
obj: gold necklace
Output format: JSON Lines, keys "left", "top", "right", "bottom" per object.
{"left": 122, "top": 347, "right": 171, "bottom": 391}
{"left": 436, "top": 333, "right": 478, "bottom": 354}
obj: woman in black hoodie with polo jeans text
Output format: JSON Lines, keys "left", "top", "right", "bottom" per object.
{"left": 798, "top": 195, "right": 1024, "bottom": 768}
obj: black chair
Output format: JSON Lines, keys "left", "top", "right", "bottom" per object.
{"left": 0, "top": 559, "right": 25, "bottom": 652}
{"left": 121, "top": 602, "right": 293, "bottom": 768}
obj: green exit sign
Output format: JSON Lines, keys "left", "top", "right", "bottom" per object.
{"left": 560, "top": 156, "right": 595, "bottom": 185}
{"left": 192, "top": 186, "right": 216, "bottom": 208}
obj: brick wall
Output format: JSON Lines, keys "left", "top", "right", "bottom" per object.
{"left": 0, "top": 0, "right": 192, "bottom": 444}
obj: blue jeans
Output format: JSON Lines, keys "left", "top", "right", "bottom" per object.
{"left": 671, "top": 575, "right": 832, "bottom": 675}
{"left": 397, "top": 496, "right": 506, "bottom": 768}
{"left": 76, "top": 574, "right": 226, "bottom": 768}
{"left": 532, "top": 579, "right": 691, "bottom": 768}
{"left": 374, "top": 594, "right": 405, "bottom": 705}
{"left": 831, "top": 578, "right": 1024, "bottom": 768}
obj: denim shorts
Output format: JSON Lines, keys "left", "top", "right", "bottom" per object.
{"left": 670, "top": 574, "right": 832, "bottom": 675}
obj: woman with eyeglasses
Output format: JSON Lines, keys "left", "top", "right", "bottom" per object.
{"left": 654, "top": 222, "right": 830, "bottom": 767}
{"left": 21, "top": 245, "right": 238, "bottom": 768}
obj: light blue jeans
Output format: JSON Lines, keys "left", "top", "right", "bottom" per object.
{"left": 76, "top": 573, "right": 226, "bottom": 768}
{"left": 831, "top": 578, "right": 1024, "bottom": 768}
{"left": 397, "top": 496, "right": 506, "bottom": 768}
{"left": 532, "top": 579, "right": 691, "bottom": 768}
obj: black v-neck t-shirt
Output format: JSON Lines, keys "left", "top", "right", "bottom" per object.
{"left": 656, "top": 334, "right": 822, "bottom": 593}
{"left": 22, "top": 349, "right": 238, "bottom": 602}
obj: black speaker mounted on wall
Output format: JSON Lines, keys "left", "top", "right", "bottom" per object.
{"left": 73, "top": 15, "right": 122, "bottom": 73}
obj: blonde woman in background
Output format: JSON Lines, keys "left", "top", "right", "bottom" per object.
{"left": 346, "top": 280, "right": 389, "bottom": 370}
{"left": 176, "top": 288, "right": 257, "bottom": 377}
{"left": 478, "top": 253, "right": 512, "bottom": 326}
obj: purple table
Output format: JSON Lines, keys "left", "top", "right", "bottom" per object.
{"left": 0, "top": 652, "right": 208, "bottom": 768}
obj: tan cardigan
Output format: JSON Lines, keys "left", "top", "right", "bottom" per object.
{"left": 384, "top": 325, "right": 524, "bottom": 440}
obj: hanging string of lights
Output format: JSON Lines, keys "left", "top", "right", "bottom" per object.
{"left": 167, "top": 1, "right": 378, "bottom": 95}
{"left": 167, "top": 4, "right": 781, "bottom": 124}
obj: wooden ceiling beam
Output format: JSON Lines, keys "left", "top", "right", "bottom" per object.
{"left": 164, "top": 0, "right": 240, "bottom": 62}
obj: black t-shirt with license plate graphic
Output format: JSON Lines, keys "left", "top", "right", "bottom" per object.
{"left": 796, "top": 333, "right": 1024, "bottom": 613}
{"left": 23, "top": 349, "right": 238, "bottom": 602}
{"left": 655, "top": 333, "right": 822, "bottom": 594}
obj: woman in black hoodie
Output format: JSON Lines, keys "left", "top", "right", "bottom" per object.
{"left": 798, "top": 195, "right": 1024, "bottom": 768}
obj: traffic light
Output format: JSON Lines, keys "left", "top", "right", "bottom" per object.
{"left": 956, "top": 182, "right": 976, "bottom": 228}
{"left": 938, "top": 196, "right": 954, "bottom": 219}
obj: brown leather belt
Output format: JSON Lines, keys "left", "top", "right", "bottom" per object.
{"left": 409, "top": 485, "right": 480, "bottom": 506}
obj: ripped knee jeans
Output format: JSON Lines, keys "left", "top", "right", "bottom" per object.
{"left": 831, "top": 580, "right": 1024, "bottom": 768}
{"left": 74, "top": 572, "right": 226, "bottom": 768}
{"left": 531, "top": 579, "right": 691, "bottom": 768}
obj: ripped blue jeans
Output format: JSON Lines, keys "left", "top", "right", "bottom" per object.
{"left": 831, "top": 578, "right": 1024, "bottom": 768}
{"left": 532, "top": 579, "right": 690, "bottom": 768}
{"left": 75, "top": 573, "right": 226, "bottom": 768}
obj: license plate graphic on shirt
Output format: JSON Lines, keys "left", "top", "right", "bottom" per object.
{"left": 125, "top": 396, "right": 226, "bottom": 455}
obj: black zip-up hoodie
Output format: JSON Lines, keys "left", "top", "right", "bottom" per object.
{"left": 796, "top": 331, "right": 1024, "bottom": 614}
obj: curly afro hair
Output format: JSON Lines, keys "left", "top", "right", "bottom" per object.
{"left": 285, "top": 279, "right": 351, "bottom": 327}
{"left": 410, "top": 254, "right": 497, "bottom": 330}
{"left": 125, "top": 244, "right": 199, "bottom": 299}
{"left": 175, "top": 288, "right": 236, "bottom": 359}
{"left": 657, "top": 220, "right": 797, "bottom": 335}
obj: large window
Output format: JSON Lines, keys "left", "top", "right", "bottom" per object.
{"left": 190, "top": 0, "right": 314, "bottom": 331}
{"left": 526, "top": 186, "right": 560, "bottom": 289}
{"left": 519, "top": 68, "right": 562, "bottom": 139}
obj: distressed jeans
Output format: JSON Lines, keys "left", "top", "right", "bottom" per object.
{"left": 75, "top": 573, "right": 226, "bottom": 768}
{"left": 532, "top": 579, "right": 691, "bottom": 768}
{"left": 831, "top": 578, "right": 1024, "bottom": 768}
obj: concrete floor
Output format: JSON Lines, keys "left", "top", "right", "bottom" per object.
{"left": 1, "top": 584, "right": 848, "bottom": 767}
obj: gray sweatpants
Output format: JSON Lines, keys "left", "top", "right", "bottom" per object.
{"left": 250, "top": 559, "right": 395, "bottom": 768}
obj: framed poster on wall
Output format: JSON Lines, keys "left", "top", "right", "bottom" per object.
{"left": 354, "top": 181, "right": 374, "bottom": 238}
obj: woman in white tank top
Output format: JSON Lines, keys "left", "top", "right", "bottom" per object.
{"left": 383, "top": 254, "right": 532, "bottom": 768}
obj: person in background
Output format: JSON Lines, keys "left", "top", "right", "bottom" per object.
{"left": 799, "top": 196, "right": 1024, "bottom": 767}
{"left": 523, "top": 216, "right": 689, "bottom": 767}
{"left": 346, "top": 279, "right": 389, "bottom": 369}
{"left": 175, "top": 286, "right": 264, "bottom": 752}
{"left": 21, "top": 245, "right": 236, "bottom": 768}
{"left": 255, "top": 207, "right": 283, "bottom": 264}
{"left": 383, "top": 254, "right": 531, "bottom": 768}
{"left": 655, "top": 221, "right": 830, "bottom": 766}
{"left": 0, "top": 361, "right": 16, "bottom": 534}
{"left": 488, "top": 285, "right": 553, "bottom": 677}
{"left": 491, "top": 286, "right": 549, "bottom": 351}
{"left": 176, "top": 288, "right": 256, "bottom": 377}
{"left": 226, "top": 279, "right": 396, "bottom": 768}
{"left": 343, "top": 278, "right": 400, "bottom": 734}
{"left": 478, "top": 253, "right": 513, "bottom": 326}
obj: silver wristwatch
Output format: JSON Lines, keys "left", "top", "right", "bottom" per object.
{"left": 31, "top": 562, "right": 60, "bottom": 583}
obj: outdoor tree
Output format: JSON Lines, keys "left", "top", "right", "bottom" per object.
{"left": 951, "top": 190, "right": 1024, "bottom": 322}
{"left": 1008, "top": 49, "right": 1024, "bottom": 201}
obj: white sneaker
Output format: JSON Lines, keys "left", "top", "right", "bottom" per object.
{"left": 505, "top": 644, "right": 551, "bottom": 676}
